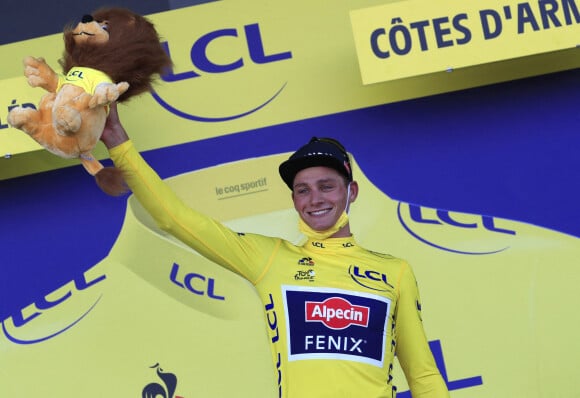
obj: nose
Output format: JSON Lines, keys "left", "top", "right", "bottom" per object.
{"left": 81, "top": 14, "right": 94, "bottom": 23}
{"left": 309, "top": 189, "right": 324, "bottom": 205}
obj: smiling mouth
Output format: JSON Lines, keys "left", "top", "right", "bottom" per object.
{"left": 309, "top": 209, "right": 331, "bottom": 217}
{"left": 73, "top": 31, "right": 95, "bottom": 36}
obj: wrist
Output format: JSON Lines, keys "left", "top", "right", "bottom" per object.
{"left": 102, "top": 127, "right": 129, "bottom": 150}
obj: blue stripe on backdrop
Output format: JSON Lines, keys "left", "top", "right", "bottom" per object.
{"left": 1, "top": 68, "right": 578, "bottom": 321}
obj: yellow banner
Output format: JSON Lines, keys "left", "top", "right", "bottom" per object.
{"left": 2, "top": 0, "right": 580, "bottom": 178}
{"left": 350, "top": 0, "right": 580, "bottom": 83}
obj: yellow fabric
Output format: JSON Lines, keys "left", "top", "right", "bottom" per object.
{"left": 56, "top": 66, "right": 113, "bottom": 95}
{"left": 298, "top": 210, "right": 349, "bottom": 240}
{"left": 109, "top": 140, "right": 449, "bottom": 398}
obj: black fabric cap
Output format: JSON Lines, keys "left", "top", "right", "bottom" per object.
{"left": 279, "top": 137, "right": 353, "bottom": 189}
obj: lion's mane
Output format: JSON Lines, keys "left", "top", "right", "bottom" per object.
{"left": 59, "top": 7, "right": 172, "bottom": 102}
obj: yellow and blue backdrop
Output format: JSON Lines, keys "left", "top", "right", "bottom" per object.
{"left": 1, "top": 0, "right": 579, "bottom": 396}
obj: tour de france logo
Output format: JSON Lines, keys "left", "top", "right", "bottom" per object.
{"left": 142, "top": 363, "right": 184, "bottom": 398}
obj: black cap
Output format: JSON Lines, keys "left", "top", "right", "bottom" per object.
{"left": 279, "top": 137, "right": 353, "bottom": 189}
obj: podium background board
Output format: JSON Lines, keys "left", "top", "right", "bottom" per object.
{"left": 1, "top": 1, "right": 579, "bottom": 397}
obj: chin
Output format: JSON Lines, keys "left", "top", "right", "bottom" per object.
{"left": 309, "top": 221, "right": 334, "bottom": 232}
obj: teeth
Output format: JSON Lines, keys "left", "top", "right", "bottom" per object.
{"left": 310, "top": 209, "right": 330, "bottom": 216}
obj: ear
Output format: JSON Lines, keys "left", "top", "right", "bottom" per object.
{"left": 347, "top": 181, "right": 359, "bottom": 205}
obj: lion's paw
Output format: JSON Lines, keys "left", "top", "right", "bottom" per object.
{"left": 116, "top": 81, "right": 130, "bottom": 96}
{"left": 89, "top": 82, "right": 129, "bottom": 108}
{"left": 23, "top": 56, "right": 57, "bottom": 91}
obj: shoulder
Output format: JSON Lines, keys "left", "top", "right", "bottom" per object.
{"left": 365, "top": 248, "right": 408, "bottom": 266}
{"left": 235, "top": 231, "right": 292, "bottom": 252}
{"left": 359, "top": 248, "right": 414, "bottom": 282}
{"left": 367, "top": 249, "right": 397, "bottom": 260}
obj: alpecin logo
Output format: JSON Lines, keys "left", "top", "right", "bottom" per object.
{"left": 305, "top": 297, "right": 369, "bottom": 330}
{"left": 142, "top": 363, "right": 184, "bottom": 398}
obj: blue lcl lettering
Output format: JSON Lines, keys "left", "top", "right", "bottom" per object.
{"left": 409, "top": 204, "right": 515, "bottom": 235}
{"left": 162, "top": 23, "right": 292, "bottom": 82}
{"left": 170, "top": 262, "right": 225, "bottom": 300}
{"left": 6, "top": 272, "right": 106, "bottom": 328}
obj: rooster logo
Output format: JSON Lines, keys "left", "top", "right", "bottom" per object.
{"left": 142, "top": 363, "right": 184, "bottom": 398}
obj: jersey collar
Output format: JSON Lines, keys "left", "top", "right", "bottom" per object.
{"left": 304, "top": 235, "right": 357, "bottom": 251}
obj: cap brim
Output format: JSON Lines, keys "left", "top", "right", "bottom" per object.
{"left": 279, "top": 155, "right": 348, "bottom": 189}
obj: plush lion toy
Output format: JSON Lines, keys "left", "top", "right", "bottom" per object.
{"left": 7, "top": 7, "right": 172, "bottom": 195}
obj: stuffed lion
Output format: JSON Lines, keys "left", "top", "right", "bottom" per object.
{"left": 8, "top": 7, "right": 172, "bottom": 195}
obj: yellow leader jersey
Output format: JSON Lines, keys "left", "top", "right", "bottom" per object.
{"left": 56, "top": 66, "right": 113, "bottom": 95}
{"left": 110, "top": 141, "right": 449, "bottom": 398}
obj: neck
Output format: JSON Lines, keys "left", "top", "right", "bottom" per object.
{"left": 330, "top": 224, "right": 351, "bottom": 238}
{"left": 298, "top": 211, "right": 350, "bottom": 240}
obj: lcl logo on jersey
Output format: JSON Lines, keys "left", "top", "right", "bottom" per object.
{"left": 305, "top": 297, "right": 369, "bottom": 330}
{"left": 349, "top": 265, "right": 394, "bottom": 292}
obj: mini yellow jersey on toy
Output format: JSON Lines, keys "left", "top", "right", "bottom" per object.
{"left": 56, "top": 66, "right": 113, "bottom": 96}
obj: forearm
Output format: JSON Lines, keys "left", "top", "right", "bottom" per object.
{"left": 108, "top": 140, "right": 198, "bottom": 235}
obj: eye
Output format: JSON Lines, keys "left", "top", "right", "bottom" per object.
{"left": 100, "top": 21, "right": 109, "bottom": 31}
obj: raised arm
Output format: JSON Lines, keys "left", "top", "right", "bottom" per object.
{"left": 100, "top": 104, "right": 279, "bottom": 283}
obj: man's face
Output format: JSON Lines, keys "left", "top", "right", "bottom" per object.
{"left": 292, "top": 166, "right": 355, "bottom": 235}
